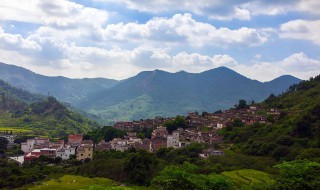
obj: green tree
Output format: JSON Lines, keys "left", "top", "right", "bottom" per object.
{"left": 151, "top": 162, "right": 233, "bottom": 190}
{"left": 235, "top": 99, "right": 248, "bottom": 109}
{"left": 272, "top": 146, "right": 290, "bottom": 160}
{"left": 124, "top": 149, "right": 158, "bottom": 184}
{"left": 163, "top": 115, "right": 188, "bottom": 133}
{"left": 0, "top": 137, "right": 9, "bottom": 151}
{"left": 274, "top": 160, "right": 320, "bottom": 190}
{"left": 201, "top": 111, "right": 209, "bottom": 117}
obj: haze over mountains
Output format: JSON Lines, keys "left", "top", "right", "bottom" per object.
{"left": 0, "top": 62, "right": 301, "bottom": 123}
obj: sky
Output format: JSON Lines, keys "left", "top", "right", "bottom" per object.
{"left": 0, "top": 0, "right": 319, "bottom": 81}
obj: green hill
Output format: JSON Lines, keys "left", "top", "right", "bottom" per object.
{"left": 77, "top": 67, "right": 301, "bottom": 123}
{"left": 221, "top": 74, "right": 320, "bottom": 161}
{"left": 0, "top": 80, "right": 99, "bottom": 137}
{"left": 0, "top": 79, "right": 44, "bottom": 112}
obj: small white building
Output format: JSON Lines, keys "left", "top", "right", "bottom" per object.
{"left": 167, "top": 130, "right": 180, "bottom": 148}
{"left": 216, "top": 123, "right": 224, "bottom": 129}
{"left": 111, "top": 138, "right": 129, "bottom": 152}
{"left": 56, "top": 147, "right": 76, "bottom": 160}
{"left": 21, "top": 139, "right": 35, "bottom": 153}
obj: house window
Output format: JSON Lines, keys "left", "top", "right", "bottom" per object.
{"left": 89, "top": 148, "right": 91, "bottom": 151}
{"left": 89, "top": 154, "right": 90, "bottom": 156}
{"left": 81, "top": 154, "right": 83, "bottom": 156}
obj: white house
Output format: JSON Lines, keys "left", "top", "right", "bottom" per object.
{"left": 167, "top": 130, "right": 180, "bottom": 148}
{"left": 21, "top": 139, "right": 35, "bottom": 153}
{"left": 216, "top": 123, "right": 224, "bottom": 129}
{"left": 111, "top": 138, "right": 129, "bottom": 152}
{"left": 56, "top": 147, "right": 76, "bottom": 160}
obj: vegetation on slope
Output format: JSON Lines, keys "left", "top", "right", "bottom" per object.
{"left": 77, "top": 67, "right": 301, "bottom": 123}
{"left": 221, "top": 75, "right": 320, "bottom": 162}
{"left": 0, "top": 79, "right": 44, "bottom": 112}
{"left": 12, "top": 97, "right": 100, "bottom": 137}
{"left": 0, "top": 79, "right": 99, "bottom": 137}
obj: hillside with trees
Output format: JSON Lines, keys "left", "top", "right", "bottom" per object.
{"left": 77, "top": 67, "right": 300, "bottom": 123}
{"left": 221, "top": 75, "right": 320, "bottom": 162}
{"left": 0, "top": 80, "right": 99, "bottom": 137}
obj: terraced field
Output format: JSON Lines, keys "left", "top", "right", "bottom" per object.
{"left": 27, "top": 175, "right": 152, "bottom": 190}
{"left": 222, "top": 169, "right": 274, "bottom": 189}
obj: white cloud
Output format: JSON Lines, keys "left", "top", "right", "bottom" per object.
{"left": 233, "top": 52, "right": 320, "bottom": 81}
{"left": 0, "top": 0, "right": 108, "bottom": 27}
{"left": 103, "top": 14, "right": 268, "bottom": 48}
{"left": 212, "top": 54, "right": 238, "bottom": 67}
{"left": 96, "top": 0, "right": 320, "bottom": 20}
{"left": 171, "top": 53, "right": 238, "bottom": 73}
{"left": 297, "top": 0, "right": 320, "bottom": 15}
{"left": 0, "top": 26, "right": 41, "bottom": 51}
{"left": 1, "top": 31, "right": 319, "bottom": 81}
{"left": 280, "top": 19, "right": 320, "bottom": 45}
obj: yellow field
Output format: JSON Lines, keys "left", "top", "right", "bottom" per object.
{"left": 0, "top": 127, "right": 31, "bottom": 133}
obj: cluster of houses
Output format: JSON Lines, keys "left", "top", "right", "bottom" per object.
{"left": 6, "top": 106, "right": 280, "bottom": 163}
{"left": 21, "top": 134, "right": 93, "bottom": 162}
{"left": 113, "top": 106, "right": 280, "bottom": 132}
{"left": 14, "top": 126, "right": 222, "bottom": 163}
{"left": 95, "top": 126, "right": 223, "bottom": 153}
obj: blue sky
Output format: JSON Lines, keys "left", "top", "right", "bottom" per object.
{"left": 0, "top": 0, "right": 319, "bottom": 81}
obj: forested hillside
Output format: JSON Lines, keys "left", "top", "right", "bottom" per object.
{"left": 0, "top": 80, "right": 99, "bottom": 137}
{"left": 221, "top": 75, "right": 320, "bottom": 161}
{"left": 0, "top": 79, "right": 44, "bottom": 112}
{"left": 77, "top": 67, "right": 300, "bottom": 123}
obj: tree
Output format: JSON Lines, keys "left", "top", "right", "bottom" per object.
{"left": 272, "top": 146, "right": 290, "bottom": 160}
{"left": 201, "top": 111, "right": 209, "bottom": 117}
{"left": 235, "top": 99, "right": 248, "bottom": 109}
{"left": 163, "top": 115, "right": 188, "bottom": 133}
{"left": 274, "top": 160, "right": 320, "bottom": 190}
{"left": 151, "top": 162, "right": 233, "bottom": 190}
{"left": 0, "top": 137, "right": 9, "bottom": 151}
{"left": 275, "top": 135, "right": 294, "bottom": 146}
{"left": 124, "top": 149, "right": 158, "bottom": 184}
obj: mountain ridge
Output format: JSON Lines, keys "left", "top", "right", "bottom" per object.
{"left": 0, "top": 62, "right": 302, "bottom": 123}
{"left": 0, "top": 62, "right": 119, "bottom": 103}
{"left": 76, "top": 67, "right": 301, "bottom": 123}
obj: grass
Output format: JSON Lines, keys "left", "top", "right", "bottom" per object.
{"left": 26, "top": 175, "right": 153, "bottom": 190}
{"left": 222, "top": 169, "right": 274, "bottom": 188}
{"left": 28, "top": 175, "right": 116, "bottom": 190}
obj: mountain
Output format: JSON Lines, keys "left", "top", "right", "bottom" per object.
{"left": 76, "top": 67, "right": 301, "bottom": 123}
{"left": 0, "top": 80, "right": 99, "bottom": 137}
{"left": 0, "top": 79, "right": 45, "bottom": 112}
{"left": 0, "top": 62, "right": 118, "bottom": 103}
{"left": 264, "top": 75, "right": 302, "bottom": 94}
{"left": 0, "top": 62, "right": 301, "bottom": 123}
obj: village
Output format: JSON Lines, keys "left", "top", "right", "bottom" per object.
{"left": 2, "top": 105, "right": 280, "bottom": 164}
